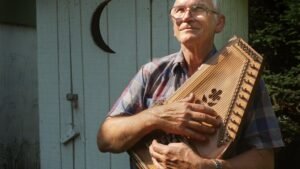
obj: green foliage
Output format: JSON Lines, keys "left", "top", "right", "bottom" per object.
{"left": 249, "top": 0, "right": 300, "bottom": 73}
{"left": 249, "top": 0, "right": 300, "bottom": 146}
{"left": 263, "top": 65, "right": 300, "bottom": 144}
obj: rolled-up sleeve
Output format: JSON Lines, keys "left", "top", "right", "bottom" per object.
{"left": 108, "top": 66, "right": 147, "bottom": 116}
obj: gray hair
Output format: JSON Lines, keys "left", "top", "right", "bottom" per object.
{"left": 172, "top": 0, "right": 222, "bottom": 13}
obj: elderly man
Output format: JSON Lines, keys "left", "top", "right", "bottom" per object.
{"left": 97, "top": 0, "right": 284, "bottom": 168}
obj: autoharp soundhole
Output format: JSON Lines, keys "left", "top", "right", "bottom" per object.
{"left": 201, "top": 88, "right": 223, "bottom": 107}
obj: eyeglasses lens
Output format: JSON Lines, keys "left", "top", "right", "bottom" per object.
{"left": 170, "top": 5, "right": 207, "bottom": 19}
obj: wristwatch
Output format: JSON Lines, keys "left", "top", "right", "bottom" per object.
{"left": 212, "top": 159, "right": 222, "bottom": 169}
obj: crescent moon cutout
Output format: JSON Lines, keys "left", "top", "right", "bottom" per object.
{"left": 91, "top": 0, "right": 115, "bottom": 54}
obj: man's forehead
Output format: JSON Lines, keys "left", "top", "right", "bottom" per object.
{"left": 173, "top": 0, "right": 213, "bottom": 6}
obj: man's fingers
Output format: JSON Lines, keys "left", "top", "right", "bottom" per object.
{"left": 149, "top": 140, "right": 167, "bottom": 163}
{"left": 186, "top": 120, "right": 217, "bottom": 134}
{"left": 190, "top": 111, "right": 222, "bottom": 127}
{"left": 150, "top": 140, "right": 184, "bottom": 169}
{"left": 151, "top": 157, "right": 164, "bottom": 169}
{"left": 191, "top": 104, "right": 219, "bottom": 116}
{"left": 151, "top": 139, "right": 168, "bottom": 154}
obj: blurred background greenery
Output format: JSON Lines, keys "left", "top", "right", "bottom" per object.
{"left": 249, "top": 0, "right": 300, "bottom": 168}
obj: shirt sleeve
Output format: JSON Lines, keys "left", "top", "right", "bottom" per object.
{"left": 242, "top": 79, "right": 285, "bottom": 149}
{"left": 108, "top": 66, "right": 147, "bottom": 116}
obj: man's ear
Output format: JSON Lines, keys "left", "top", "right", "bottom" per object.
{"left": 215, "top": 15, "right": 225, "bottom": 33}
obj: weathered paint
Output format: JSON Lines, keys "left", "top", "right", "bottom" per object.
{"left": 0, "top": 24, "right": 39, "bottom": 169}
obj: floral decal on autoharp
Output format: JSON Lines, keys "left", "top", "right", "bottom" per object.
{"left": 201, "top": 88, "right": 223, "bottom": 107}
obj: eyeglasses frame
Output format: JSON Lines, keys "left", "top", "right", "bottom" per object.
{"left": 169, "top": 4, "right": 219, "bottom": 21}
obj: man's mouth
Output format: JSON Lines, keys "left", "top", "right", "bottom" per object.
{"left": 180, "top": 27, "right": 194, "bottom": 31}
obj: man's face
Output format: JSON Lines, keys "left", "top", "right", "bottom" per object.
{"left": 171, "top": 0, "right": 224, "bottom": 45}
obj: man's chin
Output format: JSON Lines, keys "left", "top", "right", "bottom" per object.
{"left": 179, "top": 35, "right": 200, "bottom": 44}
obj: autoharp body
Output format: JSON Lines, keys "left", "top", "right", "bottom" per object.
{"left": 128, "top": 37, "right": 264, "bottom": 169}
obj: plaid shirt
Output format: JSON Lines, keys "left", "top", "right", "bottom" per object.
{"left": 109, "top": 50, "right": 284, "bottom": 154}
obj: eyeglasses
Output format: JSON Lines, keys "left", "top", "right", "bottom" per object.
{"left": 170, "top": 4, "right": 219, "bottom": 20}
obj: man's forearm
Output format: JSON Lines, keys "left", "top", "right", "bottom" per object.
{"left": 97, "top": 111, "right": 157, "bottom": 153}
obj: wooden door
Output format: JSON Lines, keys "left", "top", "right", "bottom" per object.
{"left": 37, "top": 0, "right": 247, "bottom": 169}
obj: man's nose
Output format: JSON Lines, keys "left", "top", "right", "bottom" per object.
{"left": 181, "top": 9, "right": 194, "bottom": 21}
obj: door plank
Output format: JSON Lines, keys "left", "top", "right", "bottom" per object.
{"left": 136, "top": 0, "right": 151, "bottom": 68}
{"left": 151, "top": 0, "right": 170, "bottom": 58}
{"left": 81, "top": 0, "right": 111, "bottom": 168}
{"left": 68, "top": 0, "right": 86, "bottom": 168}
{"left": 108, "top": 0, "right": 136, "bottom": 168}
{"left": 57, "top": 0, "right": 74, "bottom": 168}
{"left": 37, "top": 0, "right": 62, "bottom": 168}
{"left": 167, "top": 0, "right": 180, "bottom": 53}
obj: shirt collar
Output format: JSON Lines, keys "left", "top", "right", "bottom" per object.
{"left": 171, "top": 46, "right": 218, "bottom": 74}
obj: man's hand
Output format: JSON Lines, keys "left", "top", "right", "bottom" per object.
{"left": 149, "top": 139, "right": 275, "bottom": 169}
{"left": 149, "top": 93, "right": 222, "bottom": 141}
{"left": 149, "top": 139, "right": 211, "bottom": 169}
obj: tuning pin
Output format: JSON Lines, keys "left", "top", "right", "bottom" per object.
{"left": 230, "top": 119, "right": 239, "bottom": 125}
{"left": 250, "top": 64, "right": 259, "bottom": 70}
{"left": 244, "top": 79, "right": 253, "bottom": 85}
{"left": 239, "top": 94, "right": 248, "bottom": 101}
{"left": 233, "top": 111, "right": 242, "bottom": 117}
{"left": 236, "top": 103, "right": 245, "bottom": 109}
{"left": 226, "top": 132, "right": 233, "bottom": 140}
{"left": 242, "top": 87, "right": 251, "bottom": 94}
{"left": 228, "top": 126, "right": 237, "bottom": 133}
{"left": 253, "top": 56, "right": 262, "bottom": 64}
{"left": 247, "top": 71, "right": 256, "bottom": 78}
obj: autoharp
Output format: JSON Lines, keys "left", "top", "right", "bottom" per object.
{"left": 128, "top": 37, "right": 264, "bottom": 169}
